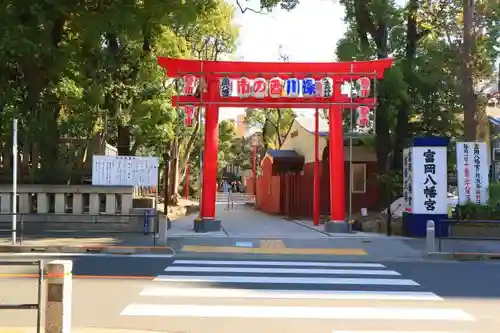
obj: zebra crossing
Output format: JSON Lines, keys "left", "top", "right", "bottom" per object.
{"left": 120, "top": 259, "right": 475, "bottom": 332}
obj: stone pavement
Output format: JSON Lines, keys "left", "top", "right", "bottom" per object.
{"left": 169, "top": 204, "right": 329, "bottom": 239}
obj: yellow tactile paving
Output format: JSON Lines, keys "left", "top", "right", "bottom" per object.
{"left": 181, "top": 245, "right": 366, "bottom": 255}
{"left": 259, "top": 239, "right": 286, "bottom": 252}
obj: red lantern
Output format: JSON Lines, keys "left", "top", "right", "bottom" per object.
{"left": 184, "top": 106, "right": 194, "bottom": 127}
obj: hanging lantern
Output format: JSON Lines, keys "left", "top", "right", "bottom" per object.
{"left": 284, "top": 78, "right": 299, "bottom": 97}
{"left": 319, "top": 77, "right": 333, "bottom": 98}
{"left": 253, "top": 78, "right": 268, "bottom": 98}
{"left": 301, "top": 77, "right": 316, "bottom": 98}
{"left": 184, "top": 105, "right": 195, "bottom": 127}
{"left": 182, "top": 75, "right": 198, "bottom": 96}
{"left": 356, "top": 106, "right": 371, "bottom": 128}
{"left": 269, "top": 77, "right": 283, "bottom": 98}
{"left": 219, "top": 77, "right": 232, "bottom": 98}
{"left": 356, "top": 77, "right": 371, "bottom": 98}
{"left": 236, "top": 77, "right": 252, "bottom": 98}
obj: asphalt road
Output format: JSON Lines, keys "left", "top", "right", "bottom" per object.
{"left": 1, "top": 254, "right": 500, "bottom": 333}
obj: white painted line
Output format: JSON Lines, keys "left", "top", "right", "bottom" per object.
{"left": 120, "top": 304, "right": 475, "bottom": 321}
{"left": 235, "top": 242, "right": 253, "bottom": 247}
{"left": 140, "top": 286, "right": 442, "bottom": 301}
{"left": 173, "top": 260, "right": 385, "bottom": 268}
{"left": 154, "top": 275, "right": 419, "bottom": 286}
{"left": 164, "top": 266, "right": 400, "bottom": 276}
{"left": 0, "top": 252, "right": 174, "bottom": 258}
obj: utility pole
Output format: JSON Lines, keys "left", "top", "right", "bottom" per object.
{"left": 163, "top": 145, "right": 170, "bottom": 216}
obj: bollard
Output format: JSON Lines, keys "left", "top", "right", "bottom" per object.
{"left": 157, "top": 215, "right": 169, "bottom": 246}
{"left": 426, "top": 220, "right": 436, "bottom": 254}
{"left": 45, "top": 260, "right": 73, "bottom": 333}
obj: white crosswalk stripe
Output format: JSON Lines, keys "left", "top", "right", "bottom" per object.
{"left": 120, "top": 259, "right": 475, "bottom": 331}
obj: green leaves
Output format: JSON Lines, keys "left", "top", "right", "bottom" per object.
{"left": 0, "top": 0, "right": 238, "bottom": 183}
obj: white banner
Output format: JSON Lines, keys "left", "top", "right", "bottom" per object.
{"left": 402, "top": 148, "right": 413, "bottom": 212}
{"left": 411, "top": 146, "right": 448, "bottom": 215}
{"left": 92, "top": 155, "right": 159, "bottom": 187}
{"left": 456, "top": 142, "right": 489, "bottom": 205}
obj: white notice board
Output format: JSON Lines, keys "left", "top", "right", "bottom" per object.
{"left": 92, "top": 155, "right": 159, "bottom": 186}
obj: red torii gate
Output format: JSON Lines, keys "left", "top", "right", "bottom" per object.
{"left": 157, "top": 57, "right": 393, "bottom": 232}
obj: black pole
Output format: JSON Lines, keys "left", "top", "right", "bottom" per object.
{"left": 164, "top": 146, "right": 170, "bottom": 216}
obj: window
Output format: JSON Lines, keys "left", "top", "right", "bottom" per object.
{"left": 351, "top": 163, "right": 367, "bottom": 193}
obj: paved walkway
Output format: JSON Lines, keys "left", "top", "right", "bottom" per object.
{"left": 169, "top": 205, "right": 328, "bottom": 239}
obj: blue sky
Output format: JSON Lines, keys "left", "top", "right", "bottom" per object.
{"left": 219, "top": 0, "right": 346, "bottom": 120}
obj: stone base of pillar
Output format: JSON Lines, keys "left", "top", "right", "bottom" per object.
{"left": 324, "top": 221, "right": 350, "bottom": 233}
{"left": 194, "top": 218, "right": 221, "bottom": 232}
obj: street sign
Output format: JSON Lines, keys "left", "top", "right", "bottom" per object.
{"left": 92, "top": 155, "right": 159, "bottom": 186}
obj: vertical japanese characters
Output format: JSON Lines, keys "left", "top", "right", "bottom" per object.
{"left": 411, "top": 146, "right": 447, "bottom": 215}
{"left": 403, "top": 148, "right": 413, "bottom": 212}
{"left": 456, "top": 142, "right": 489, "bottom": 205}
{"left": 473, "top": 143, "right": 482, "bottom": 204}
{"left": 422, "top": 149, "right": 438, "bottom": 212}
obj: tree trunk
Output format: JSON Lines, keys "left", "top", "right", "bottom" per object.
{"left": 392, "top": 0, "right": 419, "bottom": 171}
{"left": 461, "top": 0, "right": 477, "bottom": 141}
{"left": 117, "top": 125, "right": 131, "bottom": 155}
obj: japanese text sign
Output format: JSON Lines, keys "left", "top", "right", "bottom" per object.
{"left": 456, "top": 142, "right": 489, "bottom": 205}
{"left": 402, "top": 148, "right": 413, "bottom": 212}
{"left": 411, "top": 146, "right": 447, "bottom": 215}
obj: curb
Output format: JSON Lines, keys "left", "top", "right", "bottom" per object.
{"left": 427, "top": 252, "right": 500, "bottom": 261}
{"left": 0, "top": 245, "right": 174, "bottom": 255}
{"left": 287, "top": 219, "right": 333, "bottom": 236}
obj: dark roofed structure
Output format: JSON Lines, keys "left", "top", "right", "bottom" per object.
{"left": 266, "top": 149, "right": 304, "bottom": 174}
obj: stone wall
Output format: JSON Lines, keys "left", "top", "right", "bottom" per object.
{"left": 0, "top": 185, "right": 150, "bottom": 234}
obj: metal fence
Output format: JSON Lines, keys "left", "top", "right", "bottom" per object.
{"left": 0, "top": 212, "right": 160, "bottom": 246}
{"left": 436, "top": 219, "right": 500, "bottom": 252}
{"left": 0, "top": 260, "right": 43, "bottom": 333}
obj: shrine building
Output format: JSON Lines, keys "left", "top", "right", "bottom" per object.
{"left": 248, "top": 116, "right": 379, "bottom": 218}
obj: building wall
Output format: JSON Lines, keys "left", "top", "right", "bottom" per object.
{"left": 280, "top": 120, "right": 377, "bottom": 163}
{"left": 236, "top": 114, "right": 246, "bottom": 137}
{"left": 256, "top": 149, "right": 379, "bottom": 218}
{"left": 255, "top": 117, "right": 379, "bottom": 219}
{"left": 255, "top": 156, "right": 281, "bottom": 214}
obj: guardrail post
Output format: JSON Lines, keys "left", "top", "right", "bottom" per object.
{"left": 45, "top": 260, "right": 73, "bottom": 333}
{"left": 426, "top": 220, "right": 436, "bottom": 254}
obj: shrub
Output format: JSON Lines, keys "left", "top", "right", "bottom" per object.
{"left": 456, "top": 182, "right": 500, "bottom": 220}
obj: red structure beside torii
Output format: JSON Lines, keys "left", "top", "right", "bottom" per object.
{"left": 157, "top": 57, "right": 393, "bottom": 232}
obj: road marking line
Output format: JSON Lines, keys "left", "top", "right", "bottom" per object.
{"left": 140, "top": 287, "right": 442, "bottom": 301}
{"left": 172, "top": 260, "right": 385, "bottom": 268}
{"left": 154, "top": 275, "right": 419, "bottom": 286}
{"left": 181, "top": 245, "right": 366, "bottom": 255}
{"left": 0, "top": 274, "right": 155, "bottom": 280}
{"left": 120, "top": 304, "right": 475, "bottom": 321}
{"left": 164, "top": 266, "right": 400, "bottom": 276}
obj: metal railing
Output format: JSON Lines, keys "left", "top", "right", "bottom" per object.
{"left": 0, "top": 260, "right": 43, "bottom": 333}
{"left": 432, "top": 219, "right": 500, "bottom": 252}
{"left": 0, "top": 212, "right": 161, "bottom": 246}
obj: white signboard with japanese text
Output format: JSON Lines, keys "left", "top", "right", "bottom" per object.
{"left": 402, "top": 148, "right": 413, "bottom": 212}
{"left": 411, "top": 147, "right": 448, "bottom": 215}
{"left": 92, "top": 155, "right": 159, "bottom": 187}
{"left": 456, "top": 142, "right": 489, "bottom": 205}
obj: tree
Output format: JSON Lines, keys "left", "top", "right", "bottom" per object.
{"left": 165, "top": 0, "right": 239, "bottom": 202}
{"left": 235, "top": 0, "right": 300, "bottom": 13}
{"left": 244, "top": 108, "right": 295, "bottom": 152}
{"left": 336, "top": 0, "right": 500, "bottom": 213}
{"left": 0, "top": 0, "right": 223, "bottom": 184}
